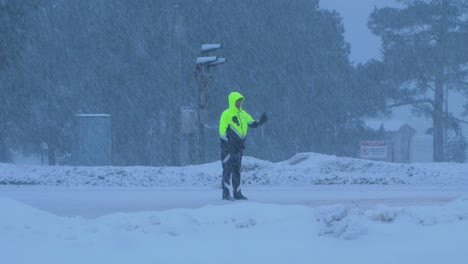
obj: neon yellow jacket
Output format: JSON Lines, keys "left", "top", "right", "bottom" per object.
{"left": 219, "top": 92, "right": 256, "bottom": 146}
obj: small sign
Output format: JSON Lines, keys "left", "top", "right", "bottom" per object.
{"left": 360, "top": 140, "right": 387, "bottom": 159}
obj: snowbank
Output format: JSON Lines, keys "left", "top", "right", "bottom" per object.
{"left": 2, "top": 195, "right": 468, "bottom": 240}
{"left": 1, "top": 196, "right": 468, "bottom": 264}
{"left": 0, "top": 152, "right": 467, "bottom": 187}
{"left": 316, "top": 195, "right": 468, "bottom": 240}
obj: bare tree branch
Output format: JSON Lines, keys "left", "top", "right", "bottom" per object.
{"left": 389, "top": 99, "right": 468, "bottom": 126}
{"left": 386, "top": 98, "right": 434, "bottom": 108}
{"left": 449, "top": 115, "right": 468, "bottom": 126}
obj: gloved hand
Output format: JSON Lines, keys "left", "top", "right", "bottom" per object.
{"left": 259, "top": 112, "right": 268, "bottom": 124}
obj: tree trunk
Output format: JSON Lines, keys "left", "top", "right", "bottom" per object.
{"left": 48, "top": 144, "right": 56, "bottom": 165}
{"left": 433, "top": 74, "right": 445, "bottom": 162}
{"left": 431, "top": 0, "right": 450, "bottom": 162}
{"left": 0, "top": 127, "right": 5, "bottom": 162}
{"left": 0, "top": 139, "right": 6, "bottom": 162}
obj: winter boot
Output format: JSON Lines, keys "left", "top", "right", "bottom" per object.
{"left": 222, "top": 187, "right": 234, "bottom": 201}
{"left": 233, "top": 189, "right": 248, "bottom": 200}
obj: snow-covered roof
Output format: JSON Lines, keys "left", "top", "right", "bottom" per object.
{"left": 365, "top": 120, "right": 414, "bottom": 132}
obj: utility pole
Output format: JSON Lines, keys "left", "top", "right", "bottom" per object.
{"left": 444, "top": 65, "right": 448, "bottom": 156}
{"left": 195, "top": 44, "right": 226, "bottom": 163}
{"left": 169, "top": 3, "right": 183, "bottom": 166}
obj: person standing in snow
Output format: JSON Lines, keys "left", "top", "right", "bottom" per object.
{"left": 219, "top": 91, "right": 267, "bottom": 200}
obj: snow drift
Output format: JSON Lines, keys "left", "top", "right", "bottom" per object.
{"left": 1, "top": 196, "right": 468, "bottom": 264}
{"left": 1, "top": 152, "right": 467, "bottom": 187}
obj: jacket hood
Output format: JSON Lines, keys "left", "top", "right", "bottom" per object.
{"left": 228, "top": 91, "right": 244, "bottom": 110}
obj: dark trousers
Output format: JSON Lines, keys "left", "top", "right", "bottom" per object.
{"left": 221, "top": 148, "right": 243, "bottom": 196}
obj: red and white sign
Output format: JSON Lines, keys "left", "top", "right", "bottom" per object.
{"left": 360, "top": 140, "right": 387, "bottom": 159}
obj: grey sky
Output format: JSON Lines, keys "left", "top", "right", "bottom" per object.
{"left": 320, "top": 0, "right": 402, "bottom": 64}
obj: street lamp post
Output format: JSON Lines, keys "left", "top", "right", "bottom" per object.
{"left": 195, "top": 43, "right": 226, "bottom": 163}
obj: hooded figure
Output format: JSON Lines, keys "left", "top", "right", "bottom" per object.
{"left": 219, "top": 91, "right": 267, "bottom": 200}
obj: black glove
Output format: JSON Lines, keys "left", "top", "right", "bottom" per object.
{"left": 259, "top": 112, "right": 267, "bottom": 124}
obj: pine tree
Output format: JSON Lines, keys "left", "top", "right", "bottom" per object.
{"left": 0, "top": 1, "right": 39, "bottom": 162}
{"left": 369, "top": 0, "right": 468, "bottom": 162}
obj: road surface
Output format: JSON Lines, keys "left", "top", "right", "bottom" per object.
{"left": 1, "top": 185, "right": 466, "bottom": 218}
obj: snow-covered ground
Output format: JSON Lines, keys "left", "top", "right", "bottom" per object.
{"left": 1, "top": 152, "right": 467, "bottom": 187}
{"left": 1, "top": 153, "right": 468, "bottom": 264}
